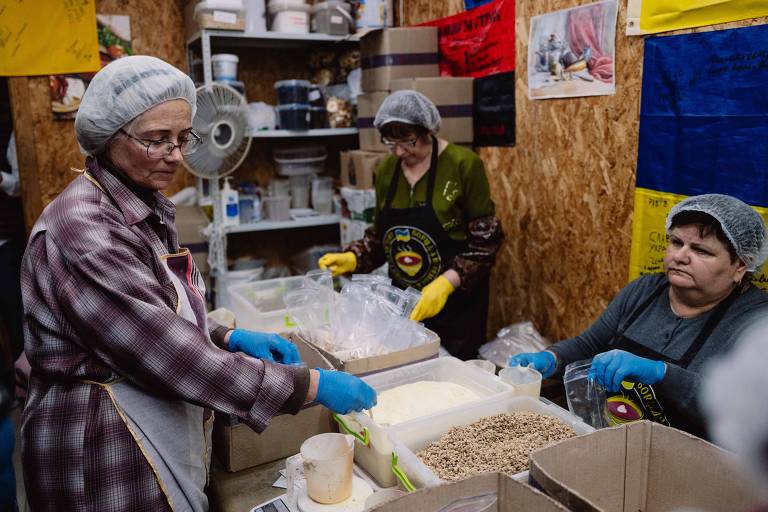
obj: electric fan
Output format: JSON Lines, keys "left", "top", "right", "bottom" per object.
{"left": 182, "top": 83, "right": 251, "bottom": 179}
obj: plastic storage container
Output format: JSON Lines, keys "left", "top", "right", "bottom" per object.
{"left": 276, "top": 103, "right": 310, "bottom": 130}
{"left": 211, "top": 54, "right": 239, "bottom": 81}
{"left": 228, "top": 275, "right": 310, "bottom": 332}
{"left": 309, "top": 106, "right": 327, "bottom": 129}
{"left": 194, "top": 1, "right": 246, "bottom": 31}
{"left": 275, "top": 79, "right": 311, "bottom": 104}
{"left": 334, "top": 357, "right": 515, "bottom": 487}
{"left": 262, "top": 195, "right": 291, "bottom": 221}
{"left": 311, "top": 176, "right": 333, "bottom": 214}
{"left": 563, "top": 359, "right": 609, "bottom": 429}
{"left": 289, "top": 175, "right": 311, "bottom": 209}
{"left": 312, "top": 1, "right": 353, "bottom": 35}
{"left": 268, "top": 0, "right": 311, "bottom": 33}
{"left": 390, "top": 396, "right": 595, "bottom": 491}
{"left": 273, "top": 144, "right": 327, "bottom": 175}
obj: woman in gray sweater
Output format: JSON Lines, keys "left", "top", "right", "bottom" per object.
{"left": 511, "top": 194, "right": 768, "bottom": 437}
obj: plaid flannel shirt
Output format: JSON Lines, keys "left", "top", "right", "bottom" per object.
{"left": 20, "top": 159, "right": 307, "bottom": 511}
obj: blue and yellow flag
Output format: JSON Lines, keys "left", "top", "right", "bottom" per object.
{"left": 631, "top": 25, "right": 768, "bottom": 289}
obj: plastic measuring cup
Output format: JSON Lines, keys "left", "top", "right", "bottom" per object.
{"left": 466, "top": 359, "right": 496, "bottom": 374}
{"left": 300, "top": 433, "right": 354, "bottom": 504}
{"left": 498, "top": 365, "right": 542, "bottom": 398}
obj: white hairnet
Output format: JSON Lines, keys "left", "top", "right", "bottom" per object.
{"left": 701, "top": 316, "right": 768, "bottom": 494}
{"left": 75, "top": 55, "right": 196, "bottom": 156}
{"left": 666, "top": 194, "right": 768, "bottom": 272}
{"left": 373, "top": 90, "right": 441, "bottom": 133}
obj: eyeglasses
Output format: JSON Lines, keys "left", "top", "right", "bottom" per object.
{"left": 380, "top": 136, "right": 418, "bottom": 149}
{"left": 119, "top": 129, "right": 203, "bottom": 159}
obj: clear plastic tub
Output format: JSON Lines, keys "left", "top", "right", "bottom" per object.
{"left": 273, "top": 144, "right": 327, "bottom": 175}
{"left": 275, "top": 79, "right": 312, "bottom": 104}
{"left": 390, "top": 395, "right": 595, "bottom": 491}
{"left": 276, "top": 103, "right": 310, "bottom": 130}
{"left": 228, "top": 275, "right": 309, "bottom": 332}
{"left": 312, "top": 1, "right": 353, "bottom": 35}
{"left": 262, "top": 195, "right": 291, "bottom": 221}
{"left": 563, "top": 359, "right": 609, "bottom": 429}
{"left": 334, "top": 357, "right": 515, "bottom": 487}
{"left": 268, "top": 0, "right": 311, "bottom": 33}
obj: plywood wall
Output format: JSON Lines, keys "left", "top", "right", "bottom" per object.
{"left": 401, "top": 0, "right": 767, "bottom": 341}
{"left": 9, "top": 0, "right": 191, "bottom": 230}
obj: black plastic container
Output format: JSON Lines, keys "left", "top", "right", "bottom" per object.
{"left": 309, "top": 106, "right": 327, "bottom": 129}
{"left": 274, "top": 79, "right": 311, "bottom": 105}
{"left": 276, "top": 103, "right": 310, "bottom": 130}
{"left": 308, "top": 85, "right": 325, "bottom": 107}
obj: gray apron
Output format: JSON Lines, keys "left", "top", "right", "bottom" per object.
{"left": 87, "top": 249, "right": 214, "bottom": 512}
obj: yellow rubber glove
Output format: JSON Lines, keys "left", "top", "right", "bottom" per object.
{"left": 318, "top": 251, "right": 357, "bottom": 277}
{"left": 409, "top": 276, "right": 455, "bottom": 322}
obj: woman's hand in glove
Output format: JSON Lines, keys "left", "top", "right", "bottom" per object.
{"left": 314, "top": 369, "right": 377, "bottom": 414}
{"left": 508, "top": 351, "right": 557, "bottom": 379}
{"left": 318, "top": 252, "right": 357, "bottom": 277}
{"left": 589, "top": 350, "right": 666, "bottom": 392}
{"left": 409, "top": 275, "right": 455, "bottom": 322}
{"left": 227, "top": 329, "right": 302, "bottom": 365}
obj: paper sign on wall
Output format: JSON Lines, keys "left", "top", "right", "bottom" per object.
{"left": 631, "top": 24, "right": 768, "bottom": 289}
{"left": 0, "top": 0, "right": 101, "bottom": 76}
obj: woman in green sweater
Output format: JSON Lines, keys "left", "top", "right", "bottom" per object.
{"left": 320, "top": 91, "right": 504, "bottom": 359}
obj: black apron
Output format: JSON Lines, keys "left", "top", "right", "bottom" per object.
{"left": 605, "top": 280, "right": 740, "bottom": 438}
{"left": 377, "top": 136, "right": 490, "bottom": 360}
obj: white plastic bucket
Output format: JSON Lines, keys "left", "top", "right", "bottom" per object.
{"left": 300, "top": 433, "right": 354, "bottom": 504}
{"left": 244, "top": 0, "right": 267, "bottom": 32}
{"left": 268, "top": 0, "right": 311, "bottom": 33}
{"left": 211, "top": 53, "right": 239, "bottom": 81}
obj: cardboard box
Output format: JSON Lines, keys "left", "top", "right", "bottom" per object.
{"left": 340, "top": 150, "right": 387, "bottom": 189}
{"left": 184, "top": 0, "right": 245, "bottom": 40}
{"left": 295, "top": 328, "right": 440, "bottom": 376}
{"left": 340, "top": 217, "right": 371, "bottom": 246}
{"left": 357, "top": 92, "right": 390, "bottom": 152}
{"left": 175, "top": 205, "right": 210, "bottom": 276}
{"left": 360, "top": 27, "right": 440, "bottom": 92}
{"left": 213, "top": 334, "right": 335, "bottom": 472}
{"left": 529, "top": 421, "right": 759, "bottom": 512}
{"left": 340, "top": 187, "right": 376, "bottom": 223}
{"left": 374, "top": 472, "right": 568, "bottom": 512}
{"left": 389, "top": 77, "right": 474, "bottom": 144}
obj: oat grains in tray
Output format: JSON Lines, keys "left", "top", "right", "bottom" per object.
{"left": 417, "top": 412, "right": 576, "bottom": 481}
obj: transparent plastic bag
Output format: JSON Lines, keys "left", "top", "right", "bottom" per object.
{"left": 478, "top": 321, "right": 550, "bottom": 368}
{"left": 563, "top": 359, "right": 609, "bottom": 429}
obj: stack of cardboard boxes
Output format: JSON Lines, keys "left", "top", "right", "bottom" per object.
{"left": 339, "top": 27, "right": 476, "bottom": 247}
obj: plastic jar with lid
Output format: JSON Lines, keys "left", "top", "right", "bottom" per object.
{"left": 274, "top": 79, "right": 312, "bottom": 104}
{"left": 276, "top": 103, "right": 310, "bottom": 130}
{"left": 312, "top": 1, "right": 353, "bottom": 35}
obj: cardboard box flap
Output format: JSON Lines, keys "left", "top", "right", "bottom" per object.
{"left": 372, "top": 473, "right": 567, "bottom": 511}
{"left": 644, "top": 422, "right": 756, "bottom": 512}
{"left": 529, "top": 425, "right": 629, "bottom": 512}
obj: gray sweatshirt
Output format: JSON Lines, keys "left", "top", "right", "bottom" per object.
{"left": 549, "top": 274, "right": 768, "bottom": 433}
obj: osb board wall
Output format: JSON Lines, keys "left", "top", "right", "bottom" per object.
{"left": 9, "top": 0, "right": 191, "bottom": 230}
{"left": 402, "top": 0, "right": 767, "bottom": 341}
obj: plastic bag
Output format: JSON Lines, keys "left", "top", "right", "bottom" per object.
{"left": 478, "top": 321, "right": 550, "bottom": 368}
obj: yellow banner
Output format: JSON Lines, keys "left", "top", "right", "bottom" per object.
{"left": 629, "top": 187, "right": 768, "bottom": 290}
{"left": 640, "top": 0, "right": 768, "bottom": 34}
{"left": 0, "top": 0, "right": 100, "bottom": 76}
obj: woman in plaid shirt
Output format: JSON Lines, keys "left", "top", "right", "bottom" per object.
{"left": 19, "top": 56, "right": 375, "bottom": 511}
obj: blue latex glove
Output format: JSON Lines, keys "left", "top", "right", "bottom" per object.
{"left": 315, "top": 369, "right": 377, "bottom": 414}
{"left": 228, "top": 329, "right": 301, "bottom": 365}
{"left": 508, "top": 352, "right": 557, "bottom": 378}
{"left": 589, "top": 350, "right": 666, "bottom": 392}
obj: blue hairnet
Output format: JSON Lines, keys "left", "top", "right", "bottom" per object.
{"left": 666, "top": 194, "right": 768, "bottom": 272}
{"left": 373, "top": 90, "right": 441, "bottom": 133}
{"left": 75, "top": 55, "right": 196, "bottom": 156}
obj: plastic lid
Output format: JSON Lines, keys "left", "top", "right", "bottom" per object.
{"left": 274, "top": 79, "right": 312, "bottom": 89}
{"left": 273, "top": 143, "right": 327, "bottom": 161}
{"left": 194, "top": 1, "right": 245, "bottom": 15}
{"left": 313, "top": 1, "right": 352, "bottom": 13}
{"left": 267, "top": 0, "right": 312, "bottom": 14}
{"left": 211, "top": 53, "right": 239, "bottom": 62}
{"left": 275, "top": 103, "right": 310, "bottom": 111}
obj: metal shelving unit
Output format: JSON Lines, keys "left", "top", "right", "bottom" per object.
{"left": 185, "top": 29, "right": 359, "bottom": 286}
